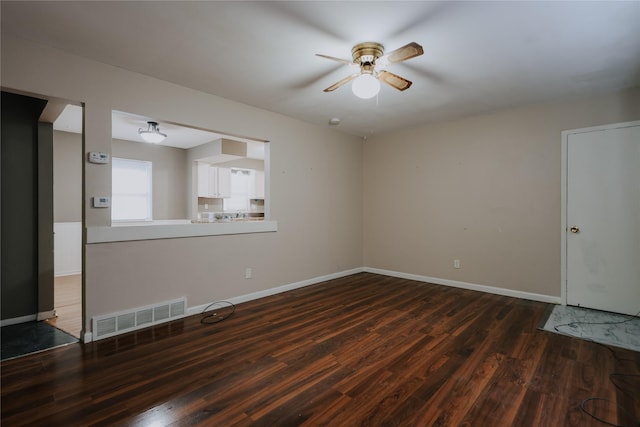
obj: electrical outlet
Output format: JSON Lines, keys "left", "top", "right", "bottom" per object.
{"left": 454, "top": 259, "right": 461, "bottom": 269}
{"left": 245, "top": 267, "right": 252, "bottom": 279}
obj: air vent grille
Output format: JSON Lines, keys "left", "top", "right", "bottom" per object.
{"left": 92, "top": 297, "right": 187, "bottom": 341}
{"left": 117, "top": 312, "right": 136, "bottom": 330}
{"left": 171, "top": 301, "right": 185, "bottom": 317}
{"left": 154, "top": 304, "right": 170, "bottom": 321}
{"left": 136, "top": 308, "right": 153, "bottom": 326}
{"left": 96, "top": 317, "right": 116, "bottom": 337}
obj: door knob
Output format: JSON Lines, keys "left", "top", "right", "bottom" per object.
{"left": 570, "top": 226, "right": 580, "bottom": 233}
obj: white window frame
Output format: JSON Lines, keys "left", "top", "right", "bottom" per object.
{"left": 111, "top": 157, "right": 153, "bottom": 222}
{"left": 224, "top": 168, "right": 252, "bottom": 213}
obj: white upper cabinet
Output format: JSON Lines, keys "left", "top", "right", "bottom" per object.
{"left": 197, "top": 162, "right": 211, "bottom": 198}
{"left": 197, "top": 162, "right": 231, "bottom": 198}
{"left": 249, "top": 170, "right": 265, "bottom": 199}
{"left": 215, "top": 167, "right": 231, "bottom": 198}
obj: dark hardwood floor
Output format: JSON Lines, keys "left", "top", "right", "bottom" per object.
{"left": 2, "top": 273, "right": 638, "bottom": 426}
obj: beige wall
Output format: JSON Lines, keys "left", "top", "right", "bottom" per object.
{"left": 363, "top": 88, "right": 640, "bottom": 297}
{"left": 112, "top": 138, "right": 188, "bottom": 220}
{"left": 2, "top": 35, "right": 363, "bottom": 335}
{"left": 55, "top": 131, "right": 190, "bottom": 222}
{"left": 53, "top": 130, "right": 82, "bottom": 222}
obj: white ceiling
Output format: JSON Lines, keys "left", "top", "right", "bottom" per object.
{"left": 3, "top": 1, "right": 640, "bottom": 137}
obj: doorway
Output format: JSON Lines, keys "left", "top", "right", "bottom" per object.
{"left": 46, "top": 104, "right": 84, "bottom": 338}
{"left": 561, "top": 120, "right": 640, "bottom": 316}
{"left": 1, "top": 91, "right": 83, "bottom": 359}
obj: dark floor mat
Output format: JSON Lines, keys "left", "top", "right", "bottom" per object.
{"left": 1, "top": 321, "right": 78, "bottom": 361}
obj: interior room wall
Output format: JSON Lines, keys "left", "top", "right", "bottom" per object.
{"left": 1, "top": 35, "right": 363, "bottom": 336}
{"left": 53, "top": 130, "right": 82, "bottom": 277}
{"left": 112, "top": 138, "right": 188, "bottom": 220}
{"left": 53, "top": 130, "right": 82, "bottom": 222}
{"left": 363, "top": 87, "right": 640, "bottom": 298}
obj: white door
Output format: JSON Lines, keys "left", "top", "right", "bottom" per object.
{"left": 566, "top": 122, "right": 640, "bottom": 316}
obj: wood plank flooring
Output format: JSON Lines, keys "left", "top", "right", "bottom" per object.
{"left": 46, "top": 274, "right": 82, "bottom": 338}
{"left": 2, "top": 273, "right": 638, "bottom": 426}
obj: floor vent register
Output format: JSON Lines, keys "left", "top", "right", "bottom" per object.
{"left": 92, "top": 297, "right": 187, "bottom": 340}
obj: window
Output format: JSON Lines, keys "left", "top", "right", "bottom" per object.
{"left": 224, "top": 168, "right": 251, "bottom": 212}
{"left": 112, "top": 158, "right": 152, "bottom": 221}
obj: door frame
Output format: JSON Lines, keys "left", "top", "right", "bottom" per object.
{"left": 9, "top": 88, "right": 86, "bottom": 340}
{"left": 560, "top": 119, "right": 640, "bottom": 306}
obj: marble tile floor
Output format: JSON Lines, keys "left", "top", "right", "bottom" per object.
{"left": 1, "top": 321, "right": 78, "bottom": 361}
{"left": 540, "top": 304, "right": 640, "bottom": 352}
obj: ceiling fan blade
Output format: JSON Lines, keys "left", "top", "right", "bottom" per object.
{"left": 378, "top": 71, "right": 413, "bottom": 91}
{"left": 382, "top": 42, "right": 424, "bottom": 64}
{"left": 323, "top": 73, "right": 359, "bottom": 92}
{"left": 316, "top": 54, "right": 353, "bottom": 65}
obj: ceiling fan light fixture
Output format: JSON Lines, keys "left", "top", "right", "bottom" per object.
{"left": 352, "top": 74, "right": 380, "bottom": 99}
{"left": 138, "top": 121, "right": 167, "bottom": 143}
{"left": 319, "top": 41, "right": 423, "bottom": 96}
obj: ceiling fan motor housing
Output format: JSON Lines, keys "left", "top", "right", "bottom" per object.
{"left": 352, "top": 42, "right": 384, "bottom": 72}
{"left": 319, "top": 41, "right": 421, "bottom": 93}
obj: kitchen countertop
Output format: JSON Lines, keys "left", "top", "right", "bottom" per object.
{"left": 192, "top": 217, "right": 264, "bottom": 224}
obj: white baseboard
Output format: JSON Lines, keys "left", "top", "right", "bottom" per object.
{"left": 37, "top": 310, "right": 56, "bottom": 321}
{"left": 363, "top": 267, "right": 561, "bottom": 304}
{"left": 85, "top": 269, "right": 364, "bottom": 342}
{"left": 55, "top": 271, "right": 82, "bottom": 277}
{"left": 1, "top": 311, "right": 60, "bottom": 326}
{"left": 0, "top": 314, "right": 37, "bottom": 327}
{"left": 83, "top": 267, "right": 558, "bottom": 342}
{"left": 82, "top": 331, "right": 93, "bottom": 343}
{"left": 187, "top": 267, "right": 365, "bottom": 316}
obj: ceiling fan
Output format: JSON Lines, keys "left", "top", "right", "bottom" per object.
{"left": 317, "top": 42, "right": 424, "bottom": 99}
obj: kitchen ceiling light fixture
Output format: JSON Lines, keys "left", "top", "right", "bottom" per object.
{"left": 351, "top": 74, "right": 380, "bottom": 99}
{"left": 138, "top": 121, "right": 167, "bottom": 143}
